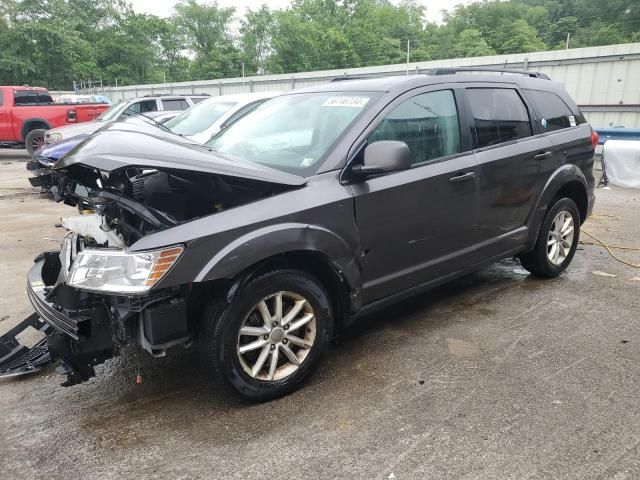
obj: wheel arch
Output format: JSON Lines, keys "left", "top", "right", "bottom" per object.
{"left": 194, "top": 223, "right": 362, "bottom": 323}
{"left": 526, "top": 164, "right": 589, "bottom": 247}
{"left": 21, "top": 118, "right": 51, "bottom": 141}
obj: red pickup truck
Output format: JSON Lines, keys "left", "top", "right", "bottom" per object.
{"left": 0, "top": 86, "right": 109, "bottom": 154}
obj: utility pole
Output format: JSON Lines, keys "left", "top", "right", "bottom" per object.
{"left": 566, "top": 32, "right": 570, "bottom": 50}
{"left": 406, "top": 39, "right": 410, "bottom": 75}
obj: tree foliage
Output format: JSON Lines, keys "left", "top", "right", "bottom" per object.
{"left": 0, "top": 0, "right": 638, "bottom": 89}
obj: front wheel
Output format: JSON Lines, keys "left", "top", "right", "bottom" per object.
{"left": 25, "top": 129, "right": 47, "bottom": 156}
{"left": 200, "top": 270, "right": 333, "bottom": 401}
{"left": 519, "top": 197, "right": 580, "bottom": 278}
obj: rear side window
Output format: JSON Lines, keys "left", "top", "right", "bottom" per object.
{"left": 368, "top": 90, "right": 461, "bottom": 166}
{"left": 14, "top": 91, "right": 38, "bottom": 105}
{"left": 162, "top": 98, "right": 190, "bottom": 110}
{"left": 38, "top": 93, "right": 53, "bottom": 103}
{"left": 525, "top": 90, "right": 576, "bottom": 131}
{"left": 467, "top": 88, "right": 532, "bottom": 148}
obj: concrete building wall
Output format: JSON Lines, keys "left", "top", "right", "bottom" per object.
{"left": 89, "top": 42, "right": 640, "bottom": 128}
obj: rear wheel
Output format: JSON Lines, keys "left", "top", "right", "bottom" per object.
{"left": 519, "top": 197, "right": 580, "bottom": 277}
{"left": 200, "top": 270, "right": 333, "bottom": 401}
{"left": 25, "top": 129, "right": 47, "bottom": 156}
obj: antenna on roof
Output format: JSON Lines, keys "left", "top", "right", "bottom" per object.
{"left": 501, "top": 58, "right": 508, "bottom": 75}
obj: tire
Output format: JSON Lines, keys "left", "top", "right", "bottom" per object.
{"left": 519, "top": 197, "right": 581, "bottom": 278}
{"left": 25, "top": 129, "right": 47, "bottom": 156}
{"left": 200, "top": 270, "right": 333, "bottom": 401}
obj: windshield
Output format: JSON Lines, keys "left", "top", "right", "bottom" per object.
{"left": 207, "top": 92, "right": 376, "bottom": 176}
{"left": 96, "top": 101, "right": 128, "bottom": 122}
{"left": 165, "top": 99, "right": 238, "bottom": 136}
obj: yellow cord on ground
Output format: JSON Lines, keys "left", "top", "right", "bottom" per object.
{"left": 581, "top": 229, "right": 640, "bottom": 268}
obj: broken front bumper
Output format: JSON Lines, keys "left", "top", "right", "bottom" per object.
{"left": 1, "top": 247, "right": 193, "bottom": 385}
{"left": 0, "top": 313, "right": 52, "bottom": 378}
{"left": 0, "top": 256, "right": 116, "bottom": 384}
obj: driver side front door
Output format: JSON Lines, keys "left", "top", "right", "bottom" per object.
{"left": 351, "top": 88, "right": 480, "bottom": 305}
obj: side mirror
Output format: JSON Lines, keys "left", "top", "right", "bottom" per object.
{"left": 352, "top": 141, "right": 411, "bottom": 175}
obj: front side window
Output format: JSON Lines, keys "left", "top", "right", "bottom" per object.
{"left": 525, "top": 90, "right": 576, "bottom": 132}
{"left": 467, "top": 88, "right": 532, "bottom": 148}
{"left": 208, "top": 92, "right": 377, "bottom": 176}
{"left": 368, "top": 90, "right": 461, "bottom": 166}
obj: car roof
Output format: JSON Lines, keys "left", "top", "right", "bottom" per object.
{"left": 288, "top": 73, "right": 564, "bottom": 95}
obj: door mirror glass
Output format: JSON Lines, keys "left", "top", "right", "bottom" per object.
{"left": 354, "top": 140, "right": 411, "bottom": 175}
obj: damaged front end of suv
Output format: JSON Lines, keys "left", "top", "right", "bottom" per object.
{"left": 1, "top": 123, "right": 306, "bottom": 385}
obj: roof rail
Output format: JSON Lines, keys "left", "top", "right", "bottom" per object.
{"left": 330, "top": 75, "right": 378, "bottom": 82}
{"left": 142, "top": 93, "right": 210, "bottom": 98}
{"left": 426, "top": 67, "right": 550, "bottom": 80}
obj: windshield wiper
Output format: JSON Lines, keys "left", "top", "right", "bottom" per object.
{"left": 135, "top": 113, "right": 174, "bottom": 134}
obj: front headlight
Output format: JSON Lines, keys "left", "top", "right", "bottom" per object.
{"left": 46, "top": 132, "right": 63, "bottom": 143}
{"left": 67, "top": 246, "right": 183, "bottom": 294}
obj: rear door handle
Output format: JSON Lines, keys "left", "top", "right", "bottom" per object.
{"left": 449, "top": 171, "right": 476, "bottom": 183}
{"left": 534, "top": 151, "right": 552, "bottom": 160}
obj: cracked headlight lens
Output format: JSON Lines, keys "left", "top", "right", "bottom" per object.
{"left": 67, "top": 246, "right": 183, "bottom": 294}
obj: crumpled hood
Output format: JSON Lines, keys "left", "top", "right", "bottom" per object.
{"left": 54, "top": 122, "right": 307, "bottom": 187}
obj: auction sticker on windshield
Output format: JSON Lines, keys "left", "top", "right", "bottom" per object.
{"left": 322, "top": 96, "right": 370, "bottom": 108}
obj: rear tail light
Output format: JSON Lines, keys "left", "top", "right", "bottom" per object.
{"left": 67, "top": 109, "right": 77, "bottom": 122}
{"left": 590, "top": 128, "right": 599, "bottom": 149}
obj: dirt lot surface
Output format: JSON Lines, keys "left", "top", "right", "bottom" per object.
{"left": 1, "top": 151, "right": 639, "bottom": 479}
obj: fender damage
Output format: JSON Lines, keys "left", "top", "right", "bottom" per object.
{"left": 1, "top": 124, "right": 306, "bottom": 384}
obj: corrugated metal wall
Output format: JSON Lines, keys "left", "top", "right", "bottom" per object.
{"left": 91, "top": 43, "right": 640, "bottom": 128}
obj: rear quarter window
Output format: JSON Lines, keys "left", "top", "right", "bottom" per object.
{"left": 525, "top": 89, "right": 577, "bottom": 132}
{"left": 0, "top": 91, "right": 3, "bottom": 106}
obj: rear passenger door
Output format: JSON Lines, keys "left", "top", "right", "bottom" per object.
{"left": 351, "top": 88, "right": 479, "bottom": 304}
{"left": 465, "top": 86, "right": 555, "bottom": 259}
{"left": 523, "top": 89, "right": 594, "bottom": 186}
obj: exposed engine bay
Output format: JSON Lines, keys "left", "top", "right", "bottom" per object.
{"left": 60, "top": 164, "right": 292, "bottom": 246}
{"left": 1, "top": 158, "right": 301, "bottom": 384}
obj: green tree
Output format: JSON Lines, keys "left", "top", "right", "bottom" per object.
{"left": 240, "top": 5, "right": 276, "bottom": 75}
{"left": 453, "top": 29, "right": 496, "bottom": 57}
{"left": 500, "top": 19, "right": 547, "bottom": 53}
{"left": 174, "top": 0, "right": 240, "bottom": 78}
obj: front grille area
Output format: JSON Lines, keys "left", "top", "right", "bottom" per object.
{"left": 26, "top": 282, "right": 85, "bottom": 340}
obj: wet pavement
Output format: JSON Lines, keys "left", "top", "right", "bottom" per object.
{"left": 1, "top": 158, "right": 639, "bottom": 479}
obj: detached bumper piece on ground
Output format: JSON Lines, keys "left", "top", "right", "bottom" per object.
{"left": 0, "top": 313, "right": 52, "bottom": 379}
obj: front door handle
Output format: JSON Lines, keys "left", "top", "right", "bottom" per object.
{"left": 449, "top": 171, "right": 476, "bottom": 183}
{"left": 534, "top": 151, "right": 552, "bottom": 160}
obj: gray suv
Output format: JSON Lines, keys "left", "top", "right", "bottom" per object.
{"left": 1, "top": 69, "right": 597, "bottom": 401}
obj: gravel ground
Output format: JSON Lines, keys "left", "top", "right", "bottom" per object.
{"left": 1, "top": 154, "right": 639, "bottom": 480}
